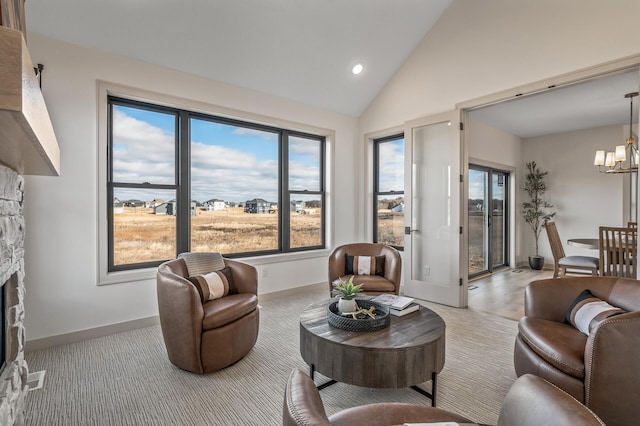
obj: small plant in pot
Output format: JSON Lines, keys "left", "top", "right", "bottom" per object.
{"left": 522, "top": 161, "right": 555, "bottom": 270}
{"left": 332, "top": 276, "right": 363, "bottom": 313}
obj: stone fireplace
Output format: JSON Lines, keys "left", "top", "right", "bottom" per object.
{"left": 0, "top": 164, "right": 28, "bottom": 425}
{"left": 0, "top": 15, "right": 60, "bottom": 425}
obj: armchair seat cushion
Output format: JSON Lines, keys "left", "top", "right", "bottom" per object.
{"left": 203, "top": 293, "right": 258, "bottom": 330}
{"left": 340, "top": 274, "right": 396, "bottom": 293}
{"left": 518, "top": 317, "right": 586, "bottom": 379}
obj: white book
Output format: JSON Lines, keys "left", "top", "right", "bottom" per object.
{"left": 371, "top": 294, "right": 415, "bottom": 310}
{"left": 389, "top": 303, "right": 420, "bottom": 316}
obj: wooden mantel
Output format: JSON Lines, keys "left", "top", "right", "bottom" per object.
{"left": 0, "top": 25, "right": 59, "bottom": 176}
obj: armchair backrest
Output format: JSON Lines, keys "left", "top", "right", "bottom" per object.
{"left": 283, "top": 369, "right": 331, "bottom": 426}
{"left": 283, "top": 369, "right": 604, "bottom": 426}
{"left": 498, "top": 375, "right": 604, "bottom": 426}
{"left": 328, "top": 243, "right": 401, "bottom": 288}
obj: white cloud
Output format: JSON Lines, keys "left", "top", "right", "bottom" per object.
{"left": 113, "top": 110, "right": 321, "bottom": 203}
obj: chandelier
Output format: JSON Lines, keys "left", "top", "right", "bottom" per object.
{"left": 594, "top": 92, "right": 639, "bottom": 174}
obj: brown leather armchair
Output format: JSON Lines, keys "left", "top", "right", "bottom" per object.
{"left": 514, "top": 276, "right": 640, "bottom": 426}
{"left": 328, "top": 243, "right": 401, "bottom": 295}
{"left": 156, "top": 255, "right": 259, "bottom": 374}
{"left": 283, "top": 368, "right": 605, "bottom": 426}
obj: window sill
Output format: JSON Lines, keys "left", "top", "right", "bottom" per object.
{"left": 97, "top": 248, "right": 331, "bottom": 286}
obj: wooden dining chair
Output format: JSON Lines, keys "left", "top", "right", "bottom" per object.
{"left": 599, "top": 226, "right": 637, "bottom": 278}
{"left": 544, "top": 222, "right": 599, "bottom": 278}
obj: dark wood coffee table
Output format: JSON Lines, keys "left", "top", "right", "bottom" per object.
{"left": 299, "top": 298, "right": 445, "bottom": 406}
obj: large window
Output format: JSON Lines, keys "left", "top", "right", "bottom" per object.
{"left": 373, "top": 134, "right": 404, "bottom": 249}
{"left": 108, "top": 97, "right": 325, "bottom": 271}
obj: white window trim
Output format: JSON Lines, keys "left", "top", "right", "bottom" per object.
{"left": 96, "top": 80, "right": 335, "bottom": 285}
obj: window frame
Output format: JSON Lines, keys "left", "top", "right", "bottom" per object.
{"left": 107, "top": 95, "right": 326, "bottom": 272}
{"left": 373, "top": 133, "right": 405, "bottom": 251}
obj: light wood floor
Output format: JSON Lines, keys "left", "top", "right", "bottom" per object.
{"left": 467, "top": 267, "right": 554, "bottom": 321}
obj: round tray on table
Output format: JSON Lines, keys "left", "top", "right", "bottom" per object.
{"left": 327, "top": 299, "right": 390, "bottom": 332}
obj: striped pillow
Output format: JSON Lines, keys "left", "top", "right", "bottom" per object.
{"left": 345, "top": 254, "right": 385, "bottom": 276}
{"left": 564, "top": 289, "right": 626, "bottom": 335}
{"left": 187, "top": 267, "right": 232, "bottom": 303}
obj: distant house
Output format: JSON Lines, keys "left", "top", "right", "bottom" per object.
{"left": 244, "top": 198, "right": 271, "bottom": 214}
{"left": 391, "top": 203, "right": 404, "bottom": 213}
{"left": 113, "top": 199, "right": 124, "bottom": 214}
{"left": 154, "top": 200, "right": 196, "bottom": 216}
{"left": 203, "top": 199, "right": 226, "bottom": 211}
{"left": 145, "top": 198, "right": 165, "bottom": 208}
{"left": 154, "top": 202, "right": 172, "bottom": 215}
{"left": 124, "top": 199, "right": 145, "bottom": 208}
{"left": 291, "top": 200, "right": 305, "bottom": 213}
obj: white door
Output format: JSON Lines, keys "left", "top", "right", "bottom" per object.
{"left": 403, "top": 110, "right": 466, "bottom": 307}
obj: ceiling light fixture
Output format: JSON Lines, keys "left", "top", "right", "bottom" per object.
{"left": 352, "top": 64, "right": 363, "bottom": 75}
{"left": 594, "top": 92, "right": 639, "bottom": 174}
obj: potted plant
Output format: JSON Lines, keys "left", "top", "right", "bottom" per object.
{"left": 522, "top": 161, "right": 556, "bottom": 270}
{"left": 332, "top": 276, "right": 363, "bottom": 313}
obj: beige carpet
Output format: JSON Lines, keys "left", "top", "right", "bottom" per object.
{"left": 25, "top": 285, "right": 518, "bottom": 425}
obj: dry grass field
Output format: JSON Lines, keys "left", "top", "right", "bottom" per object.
{"left": 114, "top": 206, "right": 489, "bottom": 269}
{"left": 113, "top": 207, "right": 322, "bottom": 265}
{"left": 377, "top": 210, "right": 404, "bottom": 247}
{"left": 468, "top": 212, "right": 504, "bottom": 275}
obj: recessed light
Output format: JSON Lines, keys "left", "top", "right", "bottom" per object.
{"left": 352, "top": 64, "right": 363, "bottom": 75}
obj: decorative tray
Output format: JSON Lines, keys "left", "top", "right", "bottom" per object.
{"left": 327, "top": 299, "right": 390, "bottom": 332}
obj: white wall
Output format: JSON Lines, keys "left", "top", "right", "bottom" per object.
{"left": 361, "top": 0, "right": 640, "bottom": 134}
{"left": 360, "top": 0, "right": 640, "bottom": 272}
{"left": 522, "top": 125, "right": 626, "bottom": 263}
{"left": 466, "top": 118, "right": 522, "bottom": 268}
{"left": 23, "top": 34, "right": 360, "bottom": 341}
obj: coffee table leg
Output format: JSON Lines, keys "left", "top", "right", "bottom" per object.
{"left": 309, "top": 363, "right": 338, "bottom": 390}
{"left": 410, "top": 372, "right": 437, "bottom": 407}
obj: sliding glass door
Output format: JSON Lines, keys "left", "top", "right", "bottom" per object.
{"left": 468, "top": 165, "right": 509, "bottom": 277}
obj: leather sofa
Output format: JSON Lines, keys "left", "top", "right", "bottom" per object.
{"left": 514, "top": 276, "right": 640, "bottom": 426}
{"left": 328, "top": 243, "right": 401, "bottom": 295}
{"left": 156, "top": 255, "right": 259, "bottom": 374}
{"left": 283, "top": 368, "right": 605, "bottom": 425}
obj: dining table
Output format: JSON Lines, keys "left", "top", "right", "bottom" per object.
{"left": 567, "top": 238, "right": 599, "bottom": 250}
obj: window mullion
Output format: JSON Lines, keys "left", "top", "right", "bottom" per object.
{"left": 281, "top": 131, "right": 290, "bottom": 252}
{"left": 176, "top": 111, "right": 190, "bottom": 255}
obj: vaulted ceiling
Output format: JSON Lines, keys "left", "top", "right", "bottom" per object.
{"left": 25, "top": 0, "right": 452, "bottom": 117}
{"left": 25, "top": 1, "right": 639, "bottom": 132}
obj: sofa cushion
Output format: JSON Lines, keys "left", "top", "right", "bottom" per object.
{"left": 202, "top": 293, "right": 258, "bottom": 330}
{"left": 187, "top": 267, "right": 233, "bottom": 303}
{"left": 564, "top": 289, "right": 626, "bottom": 335}
{"left": 518, "top": 317, "right": 587, "bottom": 379}
{"left": 345, "top": 254, "right": 385, "bottom": 276}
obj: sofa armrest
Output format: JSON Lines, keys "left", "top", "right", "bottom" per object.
{"left": 225, "top": 258, "right": 258, "bottom": 295}
{"left": 584, "top": 311, "right": 640, "bottom": 425}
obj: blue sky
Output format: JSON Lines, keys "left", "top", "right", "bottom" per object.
{"left": 112, "top": 106, "right": 320, "bottom": 202}
{"left": 378, "top": 139, "right": 404, "bottom": 194}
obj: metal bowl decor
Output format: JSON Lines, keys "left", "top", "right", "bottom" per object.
{"left": 327, "top": 299, "right": 390, "bottom": 332}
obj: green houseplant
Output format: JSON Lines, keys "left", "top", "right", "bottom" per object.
{"left": 332, "top": 276, "right": 363, "bottom": 313}
{"left": 522, "top": 161, "right": 556, "bottom": 270}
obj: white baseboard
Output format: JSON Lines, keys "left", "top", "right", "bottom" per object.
{"left": 25, "top": 316, "right": 160, "bottom": 352}
{"left": 25, "top": 282, "right": 327, "bottom": 352}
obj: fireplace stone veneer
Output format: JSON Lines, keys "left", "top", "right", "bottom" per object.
{"left": 0, "top": 164, "right": 28, "bottom": 425}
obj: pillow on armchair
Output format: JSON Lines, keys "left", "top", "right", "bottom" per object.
{"left": 345, "top": 254, "right": 385, "bottom": 276}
